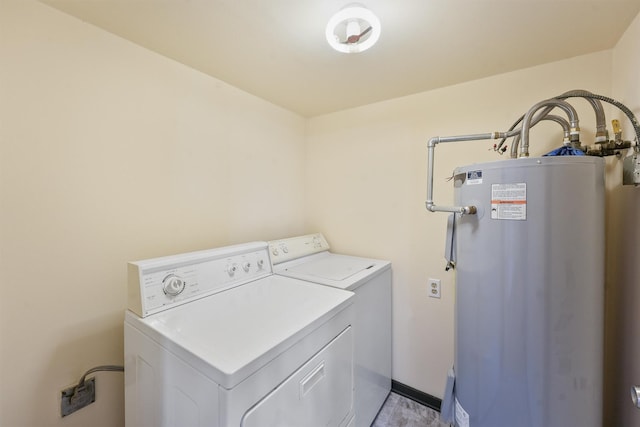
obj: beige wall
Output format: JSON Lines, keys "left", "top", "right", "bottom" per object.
{"left": 306, "top": 51, "right": 613, "bottom": 398}
{"left": 2, "top": 1, "right": 639, "bottom": 426}
{"left": 606, "top": 10, "right": 640, "bottom": 427}
{"left": 0, "top": 2, "right": 307, "bottom": 426}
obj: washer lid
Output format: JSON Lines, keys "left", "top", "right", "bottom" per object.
{"left": 286, "top": 255, "right": 375, "bottom": 281}
{"left": 275, "top": 252, "right": 391, "bottom": 290}
{"left": 125, "top": 275, "right": 353, "bottom": 389}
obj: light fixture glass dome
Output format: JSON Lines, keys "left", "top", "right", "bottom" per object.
{"left": 325, "top": 5, "right": 381, "bottom": 54}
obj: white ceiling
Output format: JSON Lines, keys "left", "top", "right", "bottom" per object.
{"left": 40, "top": 0, "right": 640, "bottom": 117}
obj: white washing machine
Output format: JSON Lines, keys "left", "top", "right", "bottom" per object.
{"left": 124, "top": 241, "right": 356, "bottom": 427}
{"left": 268, "top": 233, "right": 391, "bottom": 427}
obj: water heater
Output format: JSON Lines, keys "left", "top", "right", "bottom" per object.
{"left": 451, "top": 156, "right": 604, "bottom": 427}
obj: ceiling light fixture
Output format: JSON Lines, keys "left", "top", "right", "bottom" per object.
{"left": 325, "top": 4, "right": 381, "bottom": 54}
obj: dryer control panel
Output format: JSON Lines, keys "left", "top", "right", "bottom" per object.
{"left": 128, "top": 242, "right": 271, "bottom": 317}
{"left": 268, "top": 233, "right": 330, "bottom": 265}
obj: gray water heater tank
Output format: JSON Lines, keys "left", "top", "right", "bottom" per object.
{"left": 452, "top": 156, "right": 604, "bottom": 427}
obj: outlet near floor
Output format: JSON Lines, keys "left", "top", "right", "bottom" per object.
{"left": 61, "top": 378, "right": 95, "bottom": 417}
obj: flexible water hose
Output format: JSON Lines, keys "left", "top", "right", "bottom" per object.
{"left": 565, "top": 91, "right": 640, "bottom": 144}
{"left": 498, "top": 90, "right": 638, "bottom": 156}
{"left": 510, "top": 114, "right": 571, "bottom": 153}
{"left": 517, "top": 99, "right": 580, "bottom": 157}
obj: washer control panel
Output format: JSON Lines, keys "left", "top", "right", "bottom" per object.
{"left": 268, "top": 233, "right": 330, "bottom": 265}
{"left": 128, "top": 242, "right": 271, "bottom": 317}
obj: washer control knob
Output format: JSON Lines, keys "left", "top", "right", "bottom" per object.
{"left": 257, "top": 259, "right": 265, "bottom": 269}
{"left": 163, "top": 275, "right": 185, "bottom": 296}
{"left": 272, "top": 248, "right": 279, "bottom": 256}
{"left": 631, "top": 386, "right": 640, "bottom": 409}
{"left": 242, "top": 262, "right": 251, "bottom": 272}
{"left": 227, "top": 263, "right": 238, "bottom": 276}
{"left": 282, "top": 246, "right": 289, "bottom": 254}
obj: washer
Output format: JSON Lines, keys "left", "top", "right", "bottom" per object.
{"left": 268, "top": 233, "right": 392, "bottom": 427}
{"left": 124, "top": 241, "right": 355, "bottom": 427}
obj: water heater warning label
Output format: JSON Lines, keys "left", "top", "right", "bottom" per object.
{"left": 455, "top": 398, "right": 470, "bottom": 427}
{"left": 491, "top": 183, "right": 526, "bottom": 220}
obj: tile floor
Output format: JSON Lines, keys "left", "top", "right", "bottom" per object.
{"left": 371, "top": 392, "right": 451, "bottom": 427}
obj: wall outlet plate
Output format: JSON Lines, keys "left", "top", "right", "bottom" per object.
{"left": 61, "top": 377, "right": 95, "bottom": 417}
{"left": 428, "top": 278, "right": 441, "bottom": 299}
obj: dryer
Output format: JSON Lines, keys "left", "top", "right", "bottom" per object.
{"left": 124, "top": 241, "right": 355, "bottom": 427}
{"left": 268, "top": 233, "right": 391, "bottom": 427}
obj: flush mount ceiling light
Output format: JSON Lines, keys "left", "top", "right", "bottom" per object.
{"left": 325, "top": 5, "right": 381, "bottom": 54}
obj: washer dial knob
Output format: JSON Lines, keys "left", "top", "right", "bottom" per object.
{"left": 163, "top": 275, "right": 185, "bottom": 296}
{"left": 242, "top": 261, "right": 251, "bottom": 272}
{"left": 257, "top": 259, "right": 265, "bottom": 269}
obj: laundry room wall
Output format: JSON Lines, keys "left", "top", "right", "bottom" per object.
{"left": 305, "top": 51, "right": 614, "bottom": 399}
{"left": 3, "top": 1, "right": 638, "bottom": 426}
{"left": 0, "top": 2, "right": 307, "bottom": 426}
{"left": 605, "top": 10, "right": 640, "bottom": 427}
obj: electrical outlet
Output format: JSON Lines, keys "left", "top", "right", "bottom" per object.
{"left": 428, "top": 278, "right": 441, "bottom": 299}
{"left": 61, "top": 377, "right": 95, "bottom": 417}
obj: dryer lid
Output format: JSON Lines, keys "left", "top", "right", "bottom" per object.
{"left": 126, "top": 275, "right": 354, "bottom": 389}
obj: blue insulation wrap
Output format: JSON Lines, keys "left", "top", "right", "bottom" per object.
{"left": 543, "top": 146, "right": 586, "bottom": 156}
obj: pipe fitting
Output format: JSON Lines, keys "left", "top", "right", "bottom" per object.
{"left": 426, "top": 133, "right": 503, "bottom": 215}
